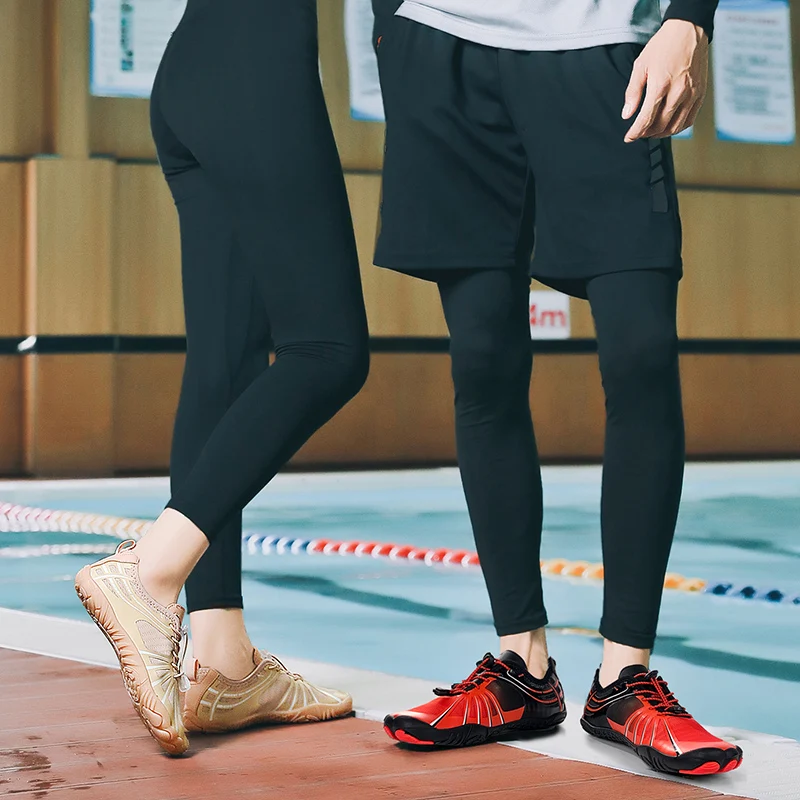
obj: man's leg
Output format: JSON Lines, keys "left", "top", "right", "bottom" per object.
{"left": 493, "top": 44, "right": 742, "bottom": 774}
{"left": 587, "top": 269, "right": 684, "bottom": 682}
{"left": 438, "top": 268, "right": 550, "bottom": 677}
{"left": 372, "top": 4, "right": 567, "bottom": 748}
{"left": 499, "top": 42, "right": 687, "bottom": 671}
{"left": 580, "top": 270, "right": 742, "bottom": 775}
{"left": 382, "top": 268, "right": 567, "bottom": 748}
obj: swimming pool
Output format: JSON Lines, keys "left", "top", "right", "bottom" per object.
{"left": 1, "top": 463, "right": 798, "bottom": 740}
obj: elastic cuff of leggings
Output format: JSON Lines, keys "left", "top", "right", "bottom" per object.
{"left": 165, "top": 499, "right": 214, "bottom": 541}
{"left": 495, "top": 612, "right": 549, "bottom": 638}
{"left": 185, "top": 596, "right": 245, "bottom": 614}
{"left": 599, "top": 620, "right": 656, "bottom": 651}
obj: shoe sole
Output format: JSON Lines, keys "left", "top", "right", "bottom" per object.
{"left": 384, "top": 710, "right": 567, "bottom": 748}
{"left": 580, "top": 716, "right": 743, "bottom": 776}
{"left": 75, "top": 568, "right": 188, "bottom": 756}
{"left": 183, "top": 699, "right": 354, "bottom": 733}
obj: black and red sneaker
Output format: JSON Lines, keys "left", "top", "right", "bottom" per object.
{"left": 383, "top": 651, "right": 566, "bottom": 748}
{"left": 581, "top": 665, "right": 744, "bottom": 776}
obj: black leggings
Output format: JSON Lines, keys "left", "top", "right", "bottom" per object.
{"left": 150, "top": 0, "right": 369, "bottom": 612}
{"left": 439, "top": 268, "right": 684, "bottom": 650}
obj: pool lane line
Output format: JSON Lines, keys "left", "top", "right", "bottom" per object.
{"left": 2, "top": 502, "right": 799, "bottom": 605}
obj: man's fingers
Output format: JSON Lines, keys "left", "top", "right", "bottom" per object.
{"left": 625, "top": 84, "right": 667, "bottom": 142}
{"left": 663, "top": 106, "right": 694, "bottom": 137}
{"left": 683, "top": 97, "right": 705, "bottom": 129}
{"left": 650, "top": 99, "right": 690, "bottom": 138}
{"left": 622, "top": 60, "right": 647, "bottom": 119}
{"left": 628, "top": 78, "right": 697, "bottom": 141}
{"left": 656, "top": 86, "right": 700, "bottom": 137}
{"left": 622, "top": 19, "right": 709, "bottom": 140}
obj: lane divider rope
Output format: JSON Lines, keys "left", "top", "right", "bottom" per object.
{"left": 1, "top": 502, "right": 797, "bottom": 605}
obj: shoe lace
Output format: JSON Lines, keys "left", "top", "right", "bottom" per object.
{"left": 265, "top": 653, "right": 305, "bottom": 682}
{"left": 172, "top": 624, "right": 190, "bottom": 692}
{"left": 630, "top": 671, "right": 689, "bottom": 716}
{"left": 433, "top": 654, "right": 500, "bottom": 697}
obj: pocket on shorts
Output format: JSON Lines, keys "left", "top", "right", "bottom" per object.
{"left": 605, "top": 41, "right": 646, "bottom": 82}
{"left": 372, "top": 0, "right": 403, "bottom": 49}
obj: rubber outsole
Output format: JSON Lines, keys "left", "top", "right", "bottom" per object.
{"left": 75, "top": 569, "right": 189, "bottom": 756}
{"left": 384, "top": 710, "right": 567, "bottom": 749}
{"left": 580, "top": 716, "right": 743, "bottom": 776}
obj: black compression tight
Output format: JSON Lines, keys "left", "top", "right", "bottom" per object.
{"left": 439, "top": 268, "right": 684, "bottom": 650}
{"left": 150, "top": 0, "right": 369, "bottom": 612}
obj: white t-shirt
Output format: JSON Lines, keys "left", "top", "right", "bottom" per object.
{"left": 396, "top": 0, "right": 664, "bottom": 51}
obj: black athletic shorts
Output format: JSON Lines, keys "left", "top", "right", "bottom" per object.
{"left": 372, "top": 1, "right": 683, "bottom": 298}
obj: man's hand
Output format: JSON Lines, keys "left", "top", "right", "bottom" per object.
{"left": 623, "top": 20, "right": 709, "bottom": 142}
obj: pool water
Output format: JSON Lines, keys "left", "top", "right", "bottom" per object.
{"left": 1, "top": 463, "right": 798, "bottom": 739}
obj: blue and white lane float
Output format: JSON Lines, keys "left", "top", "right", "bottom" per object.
{"left": 1, "top": 501, "right": 797, "bottom": 606}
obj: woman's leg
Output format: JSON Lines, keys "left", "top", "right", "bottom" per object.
{"left": 586, "top": 269, "right": 684, "bottom": 685}
{"left": 74, "top": 1, "right": 366, "bottom": 752}
{"left": 164, "top": 161, "right": 273, "bottom": 678}
{"left": 75, "top": 0, "right": 367, "bottom": 752}
{"left": 175, "top": 274, "right": 270, "bottom": 615}
{"left": 135, "top": 0, "right": 369, "bottom": 606}
{"left": 438, "top": 268, "right": 550, "bottom": 677}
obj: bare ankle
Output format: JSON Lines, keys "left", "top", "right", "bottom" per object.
{"left": 500, "top": 628, "right": 549, "bottom": 679}
{"left": 195, "top": 640, "right": 256, "bottom": 681}
{"left": 599, "top": 640, "right": 651, "bottom": 688}
{"left": 189, "top": 608, "right": 257, "bottom": 681}
{"left": 135, "top": 556, "right": 183, "bottom": 607}
{"left": 132, "top": 509, "right": 209, "bottom": 607}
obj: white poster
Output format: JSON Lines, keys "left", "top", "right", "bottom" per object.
{"left": 90, "top": 0, "right": 187, "bottom": 98}
{"left": 530, "top": 291, "right": 571, "bottom": 340}
{"left": 713, "top": 0, "right": 796, "bottom": 144}
{"left": 344, "top": 0, "right": 385, "bottom": 122}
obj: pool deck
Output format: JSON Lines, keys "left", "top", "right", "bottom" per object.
{"left": 1, "top": 648, "right": 750, "bottom": 800}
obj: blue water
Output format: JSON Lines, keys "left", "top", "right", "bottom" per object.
{"left": 1, "top": 465, "right": 798, "bottom": 739}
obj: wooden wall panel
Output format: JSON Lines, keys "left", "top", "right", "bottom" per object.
{"left": 531, "top": 353, "right": 800, "bottom": 460}
{"left": 344, "top": 181, "right": 800, "bottom": 343}
{"left": 295, "top": 353, "right": 456, "bottom": 465}
{"left": 106, "top": 351, "right": 800, "bottom": 476}
{"left": 347, "top": 174, "right": 447, "bottom": 337}
{"left": 319, "top": 0, "right": 386, "bottom": 171}
{"left": 678, "top": 190, "right": 800, "bottom": 339}
{"left": 2, "top": 0, "right": 800, "bottom": 478}
{"left": 25, "top": 158, "right": 115, "bottom": 335}
{"left": 534, "top": 354, "right": 800, "bottom": 458}
{"left": 0, "top": 164, "right": 25, "bottom": 336}
{"left": 568, "top": 300, "right": 597, "bottom": 339}
{"left": 542, "top": 188, "right": 800, "bottom": 343}
{"left": 23, "top": 354, "right": 114, "bottom": 476}
{"left": 110, "top": 352, "right": 457, "bottom": 471}
{"left": 531, "top": 354, "right": 605, "bottom": 459}
{"left": 114, "top": 165, "right": 183, "bottom": 335}
{"left": 91, "top": 98, "right": 156, "bottom": 160}
{"left": 672, "top": 7, "right": 800, "bottom": 190}
{"left": 0, "top": 358, "right": 23, "bottom": 476}
{"left": 114, "top": 354, "right": 183, "bottom": 472}
{"left": 682, "top": 355, "right": 800, "bottom": 456}
{"left": 0, "top": 0, "right": 47, "bottom": 156}
{"left": 52, "top": 0, "right": 800, "bottom": 185}
{"left": 86, "top": 0, "right": 385, "bottom": 163}
{"left": 50, "top": 0, "right": 90, "bottom": 158}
